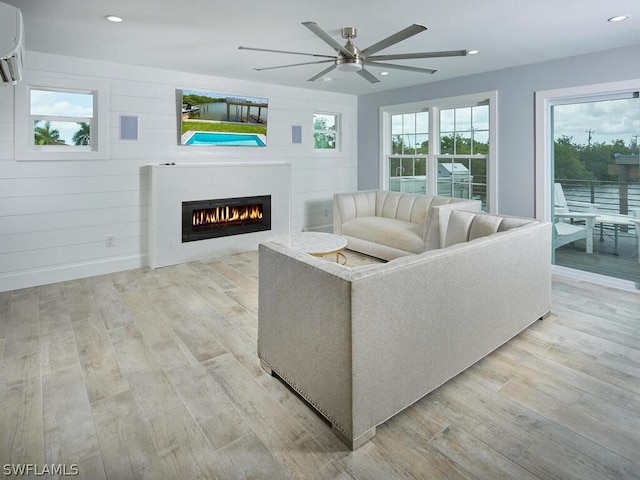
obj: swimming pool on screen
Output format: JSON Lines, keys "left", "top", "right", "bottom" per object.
{"left": 183, "top": 131, "right": 266, "bottom": 146}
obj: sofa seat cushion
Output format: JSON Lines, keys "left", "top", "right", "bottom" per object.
{"left": 342, "top": 216, "right": 424, "bottom": 254}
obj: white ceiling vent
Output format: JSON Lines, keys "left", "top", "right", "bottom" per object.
{"left": 0, "top": 2, "right": 24, "bottom": 85}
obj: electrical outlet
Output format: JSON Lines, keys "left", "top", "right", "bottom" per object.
{"left": 106, "top": 235, "right": 115, "bottom": 247}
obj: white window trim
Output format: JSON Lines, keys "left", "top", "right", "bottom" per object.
{"left": 313, "top": 112, "right": 340, "bottom": 153}
{"left": 534, "top": 79, "right": 640, "bottom": 221}
{"left": 14, "top": 72, "right": 109, "bottom": 161}
{"left": 379, "top": 91, "right": 498, "bottom": 212}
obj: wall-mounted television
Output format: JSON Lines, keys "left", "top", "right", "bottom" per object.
{"left": 179, "top": 89, "right": 268, "bottom": 147}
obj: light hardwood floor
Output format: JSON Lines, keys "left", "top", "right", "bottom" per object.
{"left": 0, "top": 250, "right": 639, "bottom": 479}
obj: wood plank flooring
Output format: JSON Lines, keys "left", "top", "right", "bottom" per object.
{"left": 0, "top": 250, "right": 639, "bottom": 479}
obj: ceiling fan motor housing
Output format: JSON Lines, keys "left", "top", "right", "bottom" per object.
{"left": 341, "top": 27, "right": 357, "bottom": 39}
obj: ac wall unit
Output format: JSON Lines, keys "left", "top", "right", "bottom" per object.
{"left": 0, "top": 2, "right": 24, "bottom": 85}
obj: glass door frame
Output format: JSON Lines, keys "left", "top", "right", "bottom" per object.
{"left": 534, "top": 79, "right": 640, "bottom": 290}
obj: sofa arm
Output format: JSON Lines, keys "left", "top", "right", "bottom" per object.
{"left": 258, "top": 242, "right": 356, "bottom": 436}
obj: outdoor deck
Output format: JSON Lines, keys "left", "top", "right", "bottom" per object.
{"left": 555, "top": 227, "right": 639, "bottom": 283}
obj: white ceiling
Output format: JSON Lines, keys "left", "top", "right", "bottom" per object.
{"left": 5, "top": 0, "right": 640, "bottom": 95}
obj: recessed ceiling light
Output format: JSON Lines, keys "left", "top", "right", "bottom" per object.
{"left": 467, "top": 49, "right": 480, "bottom": 55}
{"left": 608, "top": 15, "right": 629, "bottom": 22}
{"left": 380, "top": 71, "right": 389, "bottom": 76}
{"left": 105, "top": 15, "right": 123, "bottom": 22}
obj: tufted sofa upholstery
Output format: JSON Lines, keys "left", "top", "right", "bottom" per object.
{"left": 333, "top": 190, "right": 482, "bottom": 260}
{"left": 258, "top": 209, "right": 552, "bottom": 449}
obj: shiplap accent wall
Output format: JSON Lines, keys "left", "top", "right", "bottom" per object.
{"left": 0, "top": 52, "right": 357, "bottom": 292}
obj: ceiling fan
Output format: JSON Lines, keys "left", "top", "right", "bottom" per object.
{"left": 239, "top": 22, "right": 469, "bottom": 84}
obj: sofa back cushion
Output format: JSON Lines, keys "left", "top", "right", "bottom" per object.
{"left": 469, "top": 214, "right": 504, "bottom": 240}
{"left": 444, "top": 210, "right": 477, "bottom": 247}
{"left": 445, "top": 210, "right": 535, "bottom": 247}
{"left": 334, "top": 191, "right": 377, "bottom": 222}
{"left": 424, "top": 199, "right": 483, "bottom": 249}
{"left": 375, "top": 191, "right": 432, "bottom": 225}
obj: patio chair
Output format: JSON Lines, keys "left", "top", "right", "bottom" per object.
{"left": 553, "top": 183, "right": 597, "bottom": 253}
{"left": 553, "top": 216, "right": 595, "bottom": 253}
{"left": 554, "top": 183, "right": 599, "bottom": 214}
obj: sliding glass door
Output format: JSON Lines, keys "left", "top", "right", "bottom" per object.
{"left": 551, "top": 93, "right": 640, "bottom": 282}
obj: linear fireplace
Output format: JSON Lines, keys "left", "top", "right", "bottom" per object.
{"left": 182, "top": 195, "right": 271, "bottom": 242}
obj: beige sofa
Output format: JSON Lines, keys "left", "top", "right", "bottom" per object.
{"left": 333, "top": 190, "right": 482, "bottom": 260}
{"left": 258, "top": 209, "right": 552, "bottom": 449}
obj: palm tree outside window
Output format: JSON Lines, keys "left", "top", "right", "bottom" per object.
{"left": 29, "top": 88, "right": 94, "bottom": 148}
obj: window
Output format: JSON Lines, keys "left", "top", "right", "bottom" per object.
{"left": 437, "top": 104, "right": 490, "bottom": 207}
{"left": 15, "top": 73, "right": 108, "bottom": 161}
{"left": 313, "top": 113, "right": 338, "bottom": 150}
{"left": 30, "top": 89, "right": 94, "bottom": 148}
{"left": 439, "top": 105, "right": 489, "bottom": 155}
{"left": 380, "top": 92, "right": 497, "bottom": 211}
{"left": 389, "top": 112, "right": 428, "bottom": 193}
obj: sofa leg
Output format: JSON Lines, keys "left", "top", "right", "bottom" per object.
{"left": 260, "top": 359, "right": 274, "bottom": 376}
{"left": 332, "top": 424, "right": 376, "bottom": 450}
{"left": 539, "top": 311, "right": 552, "bottom": 320}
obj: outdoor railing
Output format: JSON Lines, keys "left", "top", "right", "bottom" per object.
{"left": 557, "top": 179, "right": 640, "bottom": 215}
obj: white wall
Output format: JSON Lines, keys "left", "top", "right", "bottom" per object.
{"left": 0, "top": 52, "right": 357, "bottom": 292}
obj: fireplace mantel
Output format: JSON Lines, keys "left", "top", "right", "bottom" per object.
{"left": 148, "top": 162, "right": 291, "bottom": 268}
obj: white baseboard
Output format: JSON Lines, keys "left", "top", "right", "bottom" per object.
{"left": 0, "top": 255, "right": 146, "bottom": 293}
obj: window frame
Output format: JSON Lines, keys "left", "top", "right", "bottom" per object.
{"left": 312, "top": 112, "right": 340, "bottom": 152}
{"left": 14, "top": 73, "right": 109, "bottom": 161}
{"left": 380, "top": 91, "right": 498, "bottom": 212}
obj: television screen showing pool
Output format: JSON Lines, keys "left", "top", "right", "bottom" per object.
{"left": 179, "top": 89, "right": 268, "bottom": 147}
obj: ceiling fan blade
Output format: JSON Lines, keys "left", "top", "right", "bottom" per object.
{"left": 357, "top": 68, "right": 380, "bottom": 84}
{"left": 307, "top": 63, "right": 337, "bottom": 82}
{"left": 367, "top": 50, "right": 468, "bottom": 61}
{"left": 255, "top": 59, "right": 334, "bottom": 72}
{"left": 360, "top": 24, "right": 427, "bottom": 56}
{"left": 239, "top": 46, "right": 335, "bottom": 59}
{"left": 366, "top": 61, "right": 438, "bottom": 75}
{"left": 302, "top": 22, "right": 355, "bottom": 58}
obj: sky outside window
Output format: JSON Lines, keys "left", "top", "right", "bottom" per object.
{"left": 30, "top": 89, "right": 93, "bottom": 144}
{"left": 553, "top": 97, "right": 639, "bottom": 147}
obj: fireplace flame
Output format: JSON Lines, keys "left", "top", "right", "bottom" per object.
{"left": 192, "top": 204, "right": 263, "bottom": 228}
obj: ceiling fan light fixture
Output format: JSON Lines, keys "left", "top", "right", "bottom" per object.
{"left": 336, "top": 56, "right": 363, "bottom": 72}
